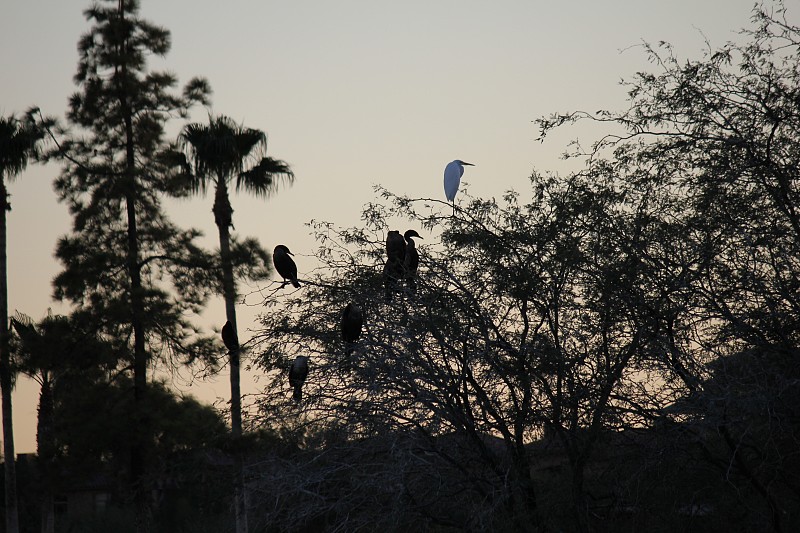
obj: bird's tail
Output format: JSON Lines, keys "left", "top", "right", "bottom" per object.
{"left": 293, "top": 385, "right": 302, "bottom": 403}
{"left": 292, "top": 279, "right": 301, "bottom": 288}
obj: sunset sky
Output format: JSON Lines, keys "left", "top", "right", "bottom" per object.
{"left": 2, "top": 0, "right": 765, "bottom": 453}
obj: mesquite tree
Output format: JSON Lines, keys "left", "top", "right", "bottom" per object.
{"left": 250, "top": 176, "right": 661, "bottom": 531}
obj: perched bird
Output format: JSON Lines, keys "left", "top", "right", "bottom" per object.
{"left": 403, "top": 229, "right": 423, "bottom": 293}
{"left": 288, "top": 355, "right": 309, "bottom": 403}
{"left": 273, "top": 244, "right": 301, "bottom": 288}
{"left": 383, "top": 230, "right": 406, "bottom": 301}
{"left": 403, "top": 230, "right": 422, "bottom": 274}
{"left": 341, "top": 303, "right": 364, "bottom": 354}
{"left": 385, "top": 230, "right": 406, "bottom": 264}
{"left": 444, "top": 159, "right": 475, "bottom": 214}
{"left": 221, "top": 320, "right": 239, "bottom": 353}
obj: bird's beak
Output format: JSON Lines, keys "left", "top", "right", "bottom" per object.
{"left": 462, "top": 162, "right": 475, "bottom": 166}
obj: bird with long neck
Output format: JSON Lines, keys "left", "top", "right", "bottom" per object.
{"left": 403, "top": 229, "right": 422, "bottom": 294}
{"left": 273, "top": 244, "right": 301, "bottom": 288}
{"left": 444, "top": 159, "right": 475, "bottom": 215}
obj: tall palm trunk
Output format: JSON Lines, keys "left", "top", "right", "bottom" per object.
{"left": 215, "top": 180, "right": 241, "bottom": 436}
{"left": 0, "top": 180, "right": 20, "bottom": 533}
{"left": 214, "top": 178, "right": 247, "bottom": 533}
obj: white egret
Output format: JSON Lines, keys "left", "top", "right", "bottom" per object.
{"left": 444, "top": 159, "right": 475, "bottom": 215}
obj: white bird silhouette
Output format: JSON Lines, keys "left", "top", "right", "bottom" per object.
{"left": 444, "top": 159, "right": 475, "bottom": 214}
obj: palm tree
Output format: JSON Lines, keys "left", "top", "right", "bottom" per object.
{"left": 0, "top": 112, "right": 45, "bottom": 533}
{"left": 11, "top": 311, "right": 117, "bottom": 533}
{"left": 12, "top": 314, "right": 60, "bottom": 533}
{"left": 179, "top": 114, "right": 293, "bottom": 532}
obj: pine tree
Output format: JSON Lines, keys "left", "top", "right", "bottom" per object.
{"left": 52, "top": 1, "right": 213, "bottom": 530}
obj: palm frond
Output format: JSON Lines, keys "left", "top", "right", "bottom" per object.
{"left": 237, "top": 157, "right": 295, "bottom": 198}
{"left": 179, "top": 114, "right": 294, "bottom": 199}
{"left": 0, "top": 114, "right": 45, "bottom": 180}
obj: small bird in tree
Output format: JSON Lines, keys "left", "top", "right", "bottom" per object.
{"left": 273, "top": 244, "right": 300, "bottom": 288}
{"left": 221, "top": 320, "right": 239, "bottom": 353}
{"left": 383, "top": 230, "right": 406, "bottom": 301}
{"left": 341, "top": 303, "right": 364, "bottom": 354}
{"left": 403, "top": 229, "right": 423, "bottom": 293}
{"left": 444, "top": 159, "right": 475, "bottom": 215}
{"left": 288, "top": 355, "right": 309, "bottom": 403}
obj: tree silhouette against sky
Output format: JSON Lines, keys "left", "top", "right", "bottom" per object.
{"left": 179, "top": 114, "right": 293, "bottom": 533}
{"left": 0, "top": 111, "right": 47, "bottom": 533}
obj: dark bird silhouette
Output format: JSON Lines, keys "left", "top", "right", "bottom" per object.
{"left": 385, "top": 230, "right": 406, "bottom": 264}
{"left": 273, "top": 244, "right": 301, "bottom": 288}
{"left": 221, "top": 320, "right": 239, "bottom": 352}
{"left": 403, "top": 229, "right": 422, "bottom": 293}
{"left": 288, "top": 355, "right": 309, "bottom": 402}
{"left": 341, "top": 303, "right": 364, "bottom": 354}
{"left": 383, "top": 230, "right": 407, "bottom": 301}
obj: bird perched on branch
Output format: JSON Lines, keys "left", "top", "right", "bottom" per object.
{"left": 341, "top": 303, "right": 364, "bottom": 354}
{"left": 385, "top": 230, "right": 406, "bottom": 264}
{"left": 289, "top": 355, "right": 309, "bottom": 402}
{"left": 273, "top": 244, "right": 300, "bottom": 288}
{"left": 383, "top": 230, "right": 406, "bottom": 301}
{"left": 403, "top": 229, "right": 422, "bottom": 293}
{"left": 221, "top": 320, "right": 239, "bottom": 353}
{"left": 444, "top": 159, "right": 475, "bottom": 214}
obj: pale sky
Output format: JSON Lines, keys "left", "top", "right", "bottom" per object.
{"left": 1, "top": 0, "right": 763, "bottom": 452}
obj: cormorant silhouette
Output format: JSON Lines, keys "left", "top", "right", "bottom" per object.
{"left": 221, "top": 320, "right": 239, "bottom": 352}
{"left": 288, "top": 355, "right": 309, "bottom": 402}
{"left": 385, "top": 230, "right": 406, "bottom": 264}
{"left": 383, "top": 230, "right": 406, "bottom": 301}
{"left": 341, "top": 303, "right": 364, "bottom": 354}
{"left": 403, "top": 229, "right": 422, "bottom": 293}
{"left": 273, "top": 244, "right": 301, "bottom": 288}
